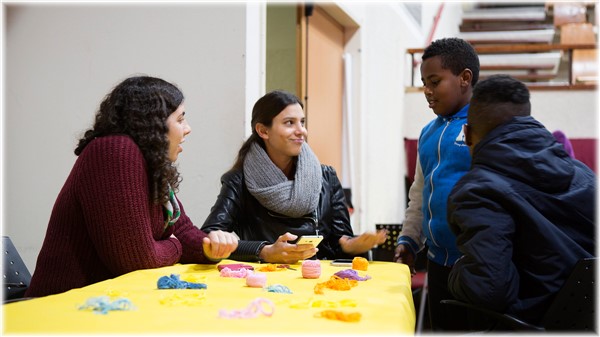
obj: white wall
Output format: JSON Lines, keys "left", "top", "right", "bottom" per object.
{"left": 338, "top": 3, "right": 424, "bottom": 232}
{"left": 4, "top": 3, "right": 261, "bottom": 271}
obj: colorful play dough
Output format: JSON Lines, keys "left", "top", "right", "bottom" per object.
{"left": 352, "top": 257, "right": 369, "bottom": 271}
{"left": 245, "top": 272, "right": 267, "bottom": 288}
{"left": 302, "top": 259, "right": 321, "bottom": 279}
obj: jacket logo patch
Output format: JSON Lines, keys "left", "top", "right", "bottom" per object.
{"left": 454, "top": 128, "right": 468, "bottom": 147}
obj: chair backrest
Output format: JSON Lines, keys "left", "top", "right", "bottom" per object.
{"left": 372, "top": 224, "right": 403, "bottom": 261}
{"left": 542, "top": 257, "right": 596, "bottom": 331}
{"left": 3, "top": 236, "right": 32, "bottom": 301}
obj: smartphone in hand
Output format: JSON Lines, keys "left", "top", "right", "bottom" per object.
{"left": 291, "top": 235, "right": 323, "bottom": 247}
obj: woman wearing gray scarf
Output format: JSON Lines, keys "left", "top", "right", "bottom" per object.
{"left": 202, "top": 90, "right": 386, "bottom": 264}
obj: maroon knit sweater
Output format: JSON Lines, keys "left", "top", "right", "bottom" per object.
{"left": 26, "top": 135, "right": 213, "bottom": 297}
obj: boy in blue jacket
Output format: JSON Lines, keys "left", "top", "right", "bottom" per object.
{"left": 394, "top": 37, "right": 478, "bottom": 331}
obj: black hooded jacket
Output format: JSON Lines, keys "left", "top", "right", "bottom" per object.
{"left": 201, "top": 165, "right": 355, "bottom": 262}
{"left": 447, "top": 116, "right": 596, "bottom": 324}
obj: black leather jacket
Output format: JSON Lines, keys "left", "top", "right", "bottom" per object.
{"left": 202, "top": 165, "right": 355, "bottom": 262}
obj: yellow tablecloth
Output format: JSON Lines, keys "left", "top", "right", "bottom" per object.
{"left": 3, "top": 260, "right": 415, "bottom": 334}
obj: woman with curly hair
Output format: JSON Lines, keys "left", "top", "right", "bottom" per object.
{"left": 26, "top": 76, "right": 238, "bottom": 297}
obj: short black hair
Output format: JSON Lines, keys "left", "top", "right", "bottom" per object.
{"left": 469, "top": 75, "right": 531, "bottom": 135}
{"left": 423, "top": 37, "right": 480, "bottom": 86}
{"left": 472, "top": 74, "right": 530, "bottom": 106}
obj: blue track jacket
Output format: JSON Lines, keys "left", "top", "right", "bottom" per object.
{"left": 417, "top": 104, "right": 471, "bottom": 266}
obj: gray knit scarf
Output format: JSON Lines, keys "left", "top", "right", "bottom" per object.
{"left": 244, "top": 142, "right": 322, "bottom": 217}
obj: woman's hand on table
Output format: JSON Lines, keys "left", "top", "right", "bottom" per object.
{"left": 259, "top": 232, "right": 318, "bottom": 264}
{"left": 202, "top": 230, "right": 239, "bottom": 260}
{"left": 339, "top": 229, "right": 388, "bottom": 255}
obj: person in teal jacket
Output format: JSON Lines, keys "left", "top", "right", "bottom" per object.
{"left": 394, "top": 38, "right": 479, "bottom": 331}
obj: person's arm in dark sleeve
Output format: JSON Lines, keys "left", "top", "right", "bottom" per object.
{"left": 323, "top": 166, "right": 387, "bottom": 257}
{"left": 201, "top": 171, "right": 266, "bottom": 262}
{"left": 447, "top": 182, "right": 520, "bottom": 311}
{"left": 322, "top": 166, "right": 354, "bottom": 258}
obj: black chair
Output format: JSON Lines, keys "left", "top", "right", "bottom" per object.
{"left": 441, "top": 257, "right": 597, "bottom": 332}
{"left": 3, "top": 236, "right": 32, "bottom": 303}
{"left": 371, "top": 224, "right": 403, "bottom": 261}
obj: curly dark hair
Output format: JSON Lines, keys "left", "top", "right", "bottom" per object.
{"left": 423, "top": 37, "right": 480, "bottom": 86}
{"left": 75, "top": 76, "right": 184, "bottom": 204}
{"left": 231, "top": 90, "right": 303, "bottom": 171}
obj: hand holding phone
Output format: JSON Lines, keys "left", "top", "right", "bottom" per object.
{"left": 292, "top": 235, "right": 324, "bottom": 247}
{"left": 263, "top": 233, "right": 319, "bottom": 264}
